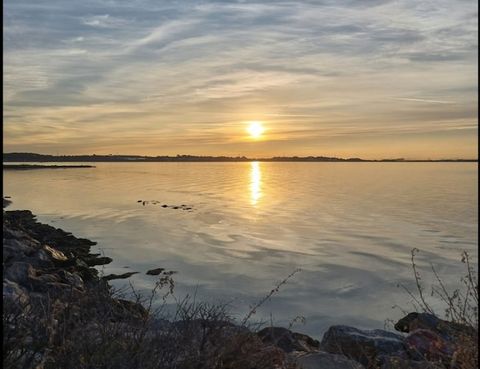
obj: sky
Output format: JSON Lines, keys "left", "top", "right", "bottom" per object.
{"left": 3, "top": 0, "right": 478, "bottom": 159}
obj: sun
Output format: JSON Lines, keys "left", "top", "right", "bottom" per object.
{"left": 247, "top": 121, "right": 265, "bottom": 139}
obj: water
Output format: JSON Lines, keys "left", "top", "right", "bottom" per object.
{"left": 3, "top": 162, "right": 478, "bottom": 337}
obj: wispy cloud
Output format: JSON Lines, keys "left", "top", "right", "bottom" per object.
{"left": 82, "top": 14, "right": 130, "bottom": 28}
{"left": 3, "top": 0, "right": 478, "bottom": 158}
{"left": 391, "top": 97, "right": 457, "bottom": 104}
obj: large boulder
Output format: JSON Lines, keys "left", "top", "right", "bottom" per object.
{"left": 296, "top": 351, "right": 365, "bottom": 369}
{"left": 404, "top": 329, "right": 456, "bottom": 362}
{"left": 394, "top": 312, "right": 476, "bottom": 341}
{"left": 321, "top": 325, "right": 407, "bottom": 366}
{"left": 377, "top": 355, "right": 444, "bottom": 369}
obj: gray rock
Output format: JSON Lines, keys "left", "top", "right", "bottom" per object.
{"left": 4, "top": 238, "right": 37, "bottom": 255}
{"left": 4, "top": 262, "right": 37, "bottom": 285}
{"left": 3, "top": 280, "right": 30, "bottom": 305}
{"left": 35, "top": 273, "right": 61, "bottom": 284}
{"left": 404, "top": 329, "right": 455, "bottom": 362}
{"left": 258, "top": 326, "right": 320, "bottom": 353}
{"left": 395, "top": 312, "right": 476, "bottom": 340}
{"left": 102, "top": 272, "right": 139, "bottom": 281}
{"left": 146, "top": 267, "right": 164, "bottom": 276}
{"left": 378, "top": 355, "right": 444, "bottom": 369}
{"left": 321, "top": 325, "right": 407, "bottom": 366}
{"left": 58, "top": 270, "right": 85, "bottom": 290}
{"left": 296, "top": 351, "right": 365, "bottom": 369}
{"left": 83, "top": 256, "right": 113, "bottom": 266}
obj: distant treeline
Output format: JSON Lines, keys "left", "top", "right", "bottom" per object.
{"left": 3, "top": 153, "right": 477, "bottom": 163}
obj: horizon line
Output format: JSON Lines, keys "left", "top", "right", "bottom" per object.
{"left": 3, "top": 152, "right": 478, "bottom": 162}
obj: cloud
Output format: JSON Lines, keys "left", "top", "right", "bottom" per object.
{"left": 3, "top": 0, "right": 478, "bottom": 158}
{"left": 82, "top": 14, "right": 129, "bottom": 28}
{"left": 391, "top": 97, "right": 457, "bottom": 104}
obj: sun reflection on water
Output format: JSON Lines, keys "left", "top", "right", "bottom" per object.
{"left": 250, "top": 161, "right": 262, "bottom": 205}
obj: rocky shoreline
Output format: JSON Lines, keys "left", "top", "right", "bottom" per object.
{"left": 3, "top": 204, "right": 476, "bottom": 369}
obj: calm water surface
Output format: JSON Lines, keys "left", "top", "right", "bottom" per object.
{"left": 3, "top": 162, "right": 478, "bottom": 337}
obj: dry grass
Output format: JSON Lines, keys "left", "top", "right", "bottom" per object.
{"left": 3, "top": 269, "right": 300, "bottom": 369}
{"left": 398, "top": 249, "right": 478, "bottom": 369}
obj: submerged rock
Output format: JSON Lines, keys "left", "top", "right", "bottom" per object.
{"left": 146, "top": 267, "right": 165, "bottom": 275}
{"left": 102, "top": 272, "right": 139, "bottom": 281}
{"left": 83, "top": 256, "right": 113, "bottom": 266}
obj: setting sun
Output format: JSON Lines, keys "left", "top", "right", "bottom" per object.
{"left": 247, "top": 121, "right": 265, "bottom": 139}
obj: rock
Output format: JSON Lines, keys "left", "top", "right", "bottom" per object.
{"left": 58, "top": 270, "right": 84, "bottom": 290}
{"left": 83, "top": 256, "right": 113, "bottom": 266}
{"left": 258, "top": 327, "right": 320, "bottom": 353}
{"left": 3, "top": 280, "right": 30, "bottom": 305}
{"left": 42, "top": 245, "right": 69, "bottom": 262}
{"left": 75, "top": 258, "right": 89, "bottom": 268}
{"left": 102, "top": 272, "right": 139, "bottom": 281}
{"left": 4, "top": 238, "right": 37, "bottom": 255}
{"left": 35, "top": 273, "right": 61, "bottom": 284}
{"left": 73, "top": 259, "right": 99, "bottom": 281}
{"left": 394, "top": 312, "right": 476, "bottom": 340}
{"left": 146, "top": 267, "right": 165, "bottom": 275}
{"left": 112, "top": 299, "right": 149, "bottom": 321}
{"left": 4, "top": 262, "right": 37, "bottom": 285}
{"left": 395, "top": 313, "right": 438, "bottom": 333}
{"left": 404, "top": 329, "right": 455, "bottom": 362}
{"left": 377, "top": 355, "right": 444, "bottom": 369}
{"left": 3, "top": 242, "right": 36, "bottom": 264}
{"left": 296, "top": 351, "right": 365, "bottom": 369}
{"left": 44, "top": 281, "right": 77, "bottom": 294}
{"left": 3, "top": 198, "right": 12, "bottom": 208}
{"left": 321, "top": 325, "right": 407, "bottom": 366}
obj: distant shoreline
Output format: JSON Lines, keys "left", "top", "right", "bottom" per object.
{"left": 3, "top": 153, "right": 478, "bottom": 163}
{"left": 3, "top": 164, "right": 95, "bottom": 170}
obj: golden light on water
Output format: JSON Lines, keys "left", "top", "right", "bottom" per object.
{"left": 250, "top": 161, "right": 262, "bottom": 205}
{"left": 247, "top": 121, "right": 265, "bottom": 139}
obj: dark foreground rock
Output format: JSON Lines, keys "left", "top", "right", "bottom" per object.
{"left": 395, "top": 312, "right": 477, "bottom": 340}
{"left": 296, "top": 352, "right": 365, "bottom": 369}
{"left": 258, "top": 326, "right": 320, "bottom": 353}
{"left": 320, "top": 325, "right": 407, "bottom": 366}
